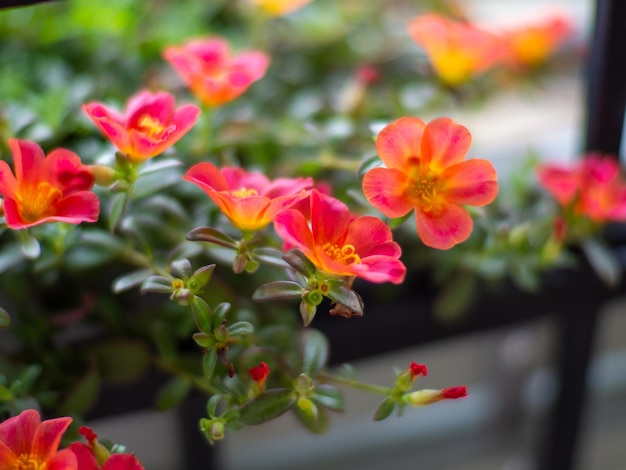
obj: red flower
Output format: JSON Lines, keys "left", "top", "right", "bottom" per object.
{"left": 83, "top": 90, "right": 200, "bottom": 163}
{"left": 502, "top": 14, "right": 573, "bottom": 68}
{"left": 0, "top": 409, "right": 77, "bottom": 470}
{"left": 0, "top": 139, "right": 100, "bottom": 229}
{"left": 407, "top": 13, "right": 504, "bottom": 86}
{"left": 537, "top": 154, "right": 626, "bottom": 222}
{"left": 163, "top": 37, "right": 269, "bottom": 106}
{"left": 362, "top": 117, "right": 498, "bottom": 250}
{"left": 273, "top": 189, "right": 406, "bottom": 284}
{"left": 70, "top": 426, "right": 144, "bottom": 470}
{"left": 248, "top": 362, "right": 270, "bottom": 389}
{"left": 184, "top": 162, "right": 313, "bottom": 232}
{"left": 409, "top": 362, "right": 428, "bottom": 378}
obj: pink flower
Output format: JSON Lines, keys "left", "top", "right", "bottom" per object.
{"left": 537, "top": 154, "right": 626, "bottom": 222}
{"left": 83, "top": 90, "right": 200, "bottom": 163}
{"left": 362, "top": 117, "right": 498, "bottom": 250}
{"left": 184, "top": 162, "right": 313, "bottom": 232}
{"left": 273, "top": 189, "right": 406, "bottom": 284}
{"left": 163, "top": 37, "right": 270, "bottom": 106}
{"left": 0, "top": 139, "right": 100, "bottom": 229}
{"left": 70, "top": 426, "right": 144, "bottom": 470}
{"left": 0, "top": 409, "right": 77, "bottom": 470}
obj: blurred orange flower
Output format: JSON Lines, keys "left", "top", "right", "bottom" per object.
{"left": 0, "top": 139, "right": 99, "bottom": 229}
{"left": 407, "top": 13, "right": 503, "bottom": 86}
{"left": 248, "top": 0, "right": 313, "bottom": 17}
{"left": 83, "top": 90, "right": 200, "bottom": 163}
{"left": 362, "top": 117, "right": 498, "bottom": 250}
{"left": 502, "top": 14, "right": 573, "bottom": 68}
{"left": 163, "top": 37, "right": 270, "bottom": 106}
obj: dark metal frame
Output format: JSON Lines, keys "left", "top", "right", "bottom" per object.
{"left": 3, "top": 1, "right": 625, "bottom": 469}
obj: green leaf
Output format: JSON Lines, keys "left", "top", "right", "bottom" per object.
{"left": 211, "top": 302, "right": 231, "bottom": 330}
{"left": 0, "top": 308, "right": 10, "bottom": 330}
{"left": 582, "top": 238, "right": 622, "bottom": 287}
{"left": 88, "top": 339, "right": 151, "bottom": 382}
{"left": 301, "top": 329, "right": 329, "bottom": 376}
{"left": 137, "top": 158, "right": 182, "bottom": 176}
{"left": 58, "top": 364, "right": 100, "bottom": 416}
{"left": 141, "top": 276, "right": 173, "bottom": 294}
{"left": 206, "top": 394, "right": 221, "bottom": 418}
{"left": 112, "top": 269, "right": 153, "bottom": 294}
{"left": 187, "top": 227, "right": 237, "bottom": 249}
{"left": 239, "top": 388, "right": 295, "bottom": 425}
{"left": 326, "top": 285, "right": 363, "bottom": 315}
{"left": 171, "top": 259, "right": 193, "bottom": 279}
{"left": 156, "top": 376, "right": 192, "bottom": 411}
{"left": 203, "top": 350, "right": 218, "bottom": 379}
{"left": 228, "top": 321, "right": 254, "bottom": 337}
{"left": 313, "top": 384, "right": 344, "bottom": 412}
{"left": 251, "top": 247, "right": 289, "bottom": 268}
{"left": 253, "top": 281, "right": 305, "bottom": 302}
{"left": 191, "top": 297, "right": 213, "bottom": 334}
{"left": 109, "top": 192, "right": 129, "bottom": 232}
{"left": 283, "top": 249, "right": 316, "bottom": 277}
{"left": 189, "top": 264, "right": 216, "bottom": 293}
{"left": 293, "top": 399, "right": 328, "bottom": 434}
{"left": 373, "top": 396, "right": 396, "bottom": 421}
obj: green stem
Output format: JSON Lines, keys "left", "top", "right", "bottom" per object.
{"left": 317, "top": 372, "right": 391, "bottom": 396}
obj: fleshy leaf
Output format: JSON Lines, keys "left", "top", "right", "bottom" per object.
{"left": 373, "top": 396, "right": 396, "bottom": 421}
{"left": 156, "top": 376, "right": 192, "bottom": 411}
{"left": 171, "top": 258, "right": 193, "bottom": 279}
{"left": 191, "top": 297, "right": 213, "bottom": 333}
{"left": 312, "top": 384, "right": 344, "bottom": 412}
{"left": 301, "top": 329, "right": 329, "bottom": 376}
{"left": 253, "top": 281, "right": 305, "bottom": 302}
{"left": 141, "top": 276, "right": 173, "bottom": 294}
{"left": 112, "top": 269, "right": 153, "bottom": 294}
{"left": 283, "top": 249, "right": 317, "bottom": 277}
{"left": 228, "top": 321, "right": 254, "bottom": 337}
{"left": 239, "top": 388, "right": 295, "bottom": 425}
{"left": 187, "top": 226, "right": 237, "bottom": 249}
{"left": 326, "top": 285, "right": 363, "bottom": 315}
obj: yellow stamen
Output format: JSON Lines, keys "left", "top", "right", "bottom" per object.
{"left": 231, "top": 187, "right": 259, "bottom": 198}
{"left": 136, "top": 114, "right": 167, "bottom": 138}
{"left": 322, "top": 243, "right": 361, "bottom": 265}
{"left": 18, "top": 181, "right": 62, "bottom": 222}
{"left": 14, "top": 453, "right": 45, "bottom": 470}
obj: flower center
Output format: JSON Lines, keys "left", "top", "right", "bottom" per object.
{"left": 18, "top": 181, "right": 63, "bottom": 223}
{"left": 231, "top": 187, "right": 259, "bottom": 198}
{"left": 406, "top": 169, "right": 443, "bottom": 213}
{"left": 322, "top": 243, "right": 361, "bottom": 266}
{"left": 14, "top": 453, "right": 45, "bottom": 470}
{"left": 433, "top": 49, "right": 475, "bottom": 86}
{"left": 135, "top": 114, "right": 168, "bottom": 138}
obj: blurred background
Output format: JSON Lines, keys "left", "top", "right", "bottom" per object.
{"left": 3, "top": 0, "right": 626, "bottom": 469}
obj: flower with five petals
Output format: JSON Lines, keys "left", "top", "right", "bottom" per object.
{"left": 163, "top": 37, "right": 270, "bottom": 106}
{"left": 184, "top": 162, "right": 313, "bottom": 232}
{"left": 0, "top": 409, "right": 77, "bottom": 470}
{"left": 83, "top": 90, "right": 200, "bottom": 163}
{"left": 273, "top": 189, "right": 406, "bottom": 284}
{"left": 362, "top": 117, "right": 498, "bottom": 250}
{"left": 0, "top": 139, "right": 100, "bottom": 229}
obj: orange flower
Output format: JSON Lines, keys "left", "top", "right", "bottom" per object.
{"left": 407, "top": 13, "right": 503, "bottom": 86}
{"left": 362, "top": 117, "right": 498, "bottom": 250}
{"left": 0, "top": 409, "right": 77, "bottom": 470}
{"left": 248, "top": 0, "right": 312, "bottom": 16}
{"left": 83, "top": 90, "right": 200, "bottom": 163}
{"left": 184, "top": 162, "right": 312, "bottom": 232}
{"left": 273, "top": 189, "right": 406, "bottom": 284}
{"left": 0, "top": 139, "right": 100, "bottom": 229}
{"left": 537, "top": 154, "right": 626, "bottom": 222}
{"left": 163, "top": 37, "right": 270, "bottom": 106}
{"left": 502, "top": 14, "right": 573, "bottom": 68}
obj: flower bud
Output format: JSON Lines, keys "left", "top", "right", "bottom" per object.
{"left": 89, "top": 164, "right": 116, "bottom": 186}
{"left": 403, "top": 385, "right": 468, "bottom": 406}
{"left": 395, "top": 362, "right": 428, "bottom": 392}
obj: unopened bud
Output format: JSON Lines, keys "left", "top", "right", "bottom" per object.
{"left": 89, "top": 165, "right": 116, "bottom": 186}
{"left": 403, "top": 386, "right": 468, "bottom": 406}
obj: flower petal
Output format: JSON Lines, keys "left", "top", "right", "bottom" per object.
{"left": 103, "top": 454, "right": 145, "bottom": 470}
{"left": 415, "top": 203, "right": 473, "bottom": 249}
{"left": 310, "top": 191, "right": 350, "bottom": 246}
{"left": 31, "top": 416, "right": 73, "bottom": 462}
{"left": 273, "top": 208, "right": 315, "bottom": 257}
{"left": 362, "top": 167, "right": 413, "bottom": 218}
{"left": 536, "top": 163, "right": 579, "bottom": 205}
{"left": 0, "top": 159, "right": 18, "bottom": 199}
{"left": 345, "top": 216, "right": 401, "bottom": 258}
{"left": 45, "top": 447, "right": 78, "bottom": 470}
{"left": 83, "top": 104, "right": 132, "bottom": 155}
{"left": 0, "top": 440, "right": 17, "bottom": 469}
{"left": 353, "top": 256, "right": 407, "bottom": 284}
{"left": 0, "top": 409, "right": 40, "bottom": 457}
{"left": 125, "top": 91, "right": 174, "bottom": 124}
{"left": 375, "top": 117, "right": 425, "bottom": 170}
{"left": 184, "top": 162, "right": 229, "bottom": 192}
{"left": 441, "top": 159, "right": 498, "bottom": 206}
{"left": 69, "top": 443, "right": 99, "bottom": 470}
{"left": 420, "top": 118, "right": 471, "bottom": 170}
{"left": 8, "top": 139, "right": 46, "bottom": 187}
{"left": 46, "top": 148, "right": 95, "bottom": 194}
